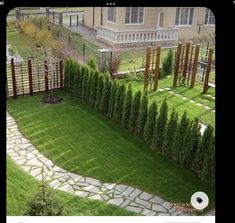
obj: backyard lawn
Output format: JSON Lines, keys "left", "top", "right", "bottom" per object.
{"left": 7, "top": 156, "right": 135, "bottom": 216}
{"left": 7, "top": 91, "right": 215, "bottom": 213}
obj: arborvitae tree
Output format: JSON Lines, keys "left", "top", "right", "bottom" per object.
{"left": 161, "top": 49, "right": 174, "bottom": 78}
{"left": 72, "top": 63, "right": 81, "bottom": 97}
{"left": 171, "top": 111, "right": 190, "bottom": 162}
{"left": 108, "top": 80, "right": 118, "bottom": 119}
{"left": 191, "top": 125, "right": 214, "bottom": 176}
{"left": 113, "top": 84, "right": 126, "bottom": 123}
{"left": 152, "top": 99, "right": 168, "bottom": 150}
{"left": 68, "top": 60, "right": 76, "bottom": 95}
{"left": 85, "top": 69, "right": 91, "bottom": 102}
{"left": 87, "top": 58, "right": 98, "bottom": 71}
{"left": 78, "top": 66, "right": 86, "bottom": 98}
{"left": 136, "top": 94, "right": 148, "bottom": 138}
{"left": 121, "top": 84, "right": 133, "bottom": 128}
{"left": 199, "top": 134, "right": 215, "bottom": 185}
{"left": 88, "top": 71, "right": 98, "bottom": 107}
{"left": 143, "top": 101, "right": 158, "bottom": 143}
{"left": 99, "top": 76, "right": 112, "bottom": 115}
{"left": 94, "top": 74, "right": 104, "bottom": 111}
{"left": 180, "top": 118, "right": 201, "bottom": 169}
{"left": 162, "top": 108, "right": 178, "bottom": 157}
{"left": 128, "top": 90, "right": 142, "bottom": 132}
{"left": 64, "top": 58, "right": 72, "bottom": 90}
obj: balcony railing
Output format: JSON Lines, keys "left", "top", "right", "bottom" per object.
{"left": 96, "top": 26, "right": 178, "bottom": 44}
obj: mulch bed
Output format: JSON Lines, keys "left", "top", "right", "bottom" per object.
{"left": 42, "top": 95, "right": 63, "bottom": 104}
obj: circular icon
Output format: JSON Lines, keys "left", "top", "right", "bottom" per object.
{"left": 191, "top": 191, "right": 209, "bottom": 210}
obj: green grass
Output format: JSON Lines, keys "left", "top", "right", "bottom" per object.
{"left": 7, "top": 91, "right": 215, "bottom": 213}
{"left": 7, "top": 29, "right": 34, "bottom": 59}
{"left": 120, "top": 75, "right": 215, "bottom": 128}
{"left": 7, "top": 155, "right": 137, "bottom": 216}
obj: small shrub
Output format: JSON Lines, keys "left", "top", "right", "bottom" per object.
{"left": 161, "top": 50, "right": 174, "bottom": 77}
{"left": 108, "top": 80, "right": 118, "bottom": 119}
{"left": 87, "top": 58, "right": 98, "bottom": 71}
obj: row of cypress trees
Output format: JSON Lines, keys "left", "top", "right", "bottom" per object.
{"left": 64, "top": 58, "right": 215, "bottom": 186}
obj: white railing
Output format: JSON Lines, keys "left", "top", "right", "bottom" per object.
{"left": 97, "top": 26, "right": 178, "bottom": 44}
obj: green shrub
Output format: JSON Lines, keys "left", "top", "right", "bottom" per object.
{"left": 113, "top": 84, "right": 126, "bottom": 123}
{"left": 121, "top": 84, "right": 133, "bottom": 128}
{"left": 152, "top": 99, "right": 168, "bottom": 150}
{"left": 143, "top": 101, "right": 158, "bottom": 143}
{"left": 88, "top": 71, "right": 99, "bottom": 107}
{"left": 128, "top": 90, "right": 142, "bottom": 132}
{"left": 95, "top": 74, "right": 104, "bottom": 111}
{"left": 87, "top": 58, "right": 98, "bottom": 71}
{"left": 108, "top": 80, "right": 118, "bottom": 119}
{"left": 161, "top": 50, "right": 174, "bottom": 77}
{"left": 136, "top": 94, "right": 148, "bottom": 138}
{"left": 24, "top": 177, "right": 65, "bottom": 216}
{"left": 100, "top": 76, "right": 112, "bottom": 115}
{"left": 162, "top": 108, "right": 178, "bottom": 157}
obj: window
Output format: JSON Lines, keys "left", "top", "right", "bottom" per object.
{"left": 204, "top": 8, "right": 215, "bottom": 25}
{"left": 175, "top": 7, "right": 194, "bottom": 26}
{"left": 107, "top": 7, "right": 116, "bottom": 22}
{"left": 125, "top": 7, "right": 144, "bottom": 24}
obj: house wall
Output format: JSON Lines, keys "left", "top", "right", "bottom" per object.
{"left": 84, "top": 7, "right": 215, "bottom": 40}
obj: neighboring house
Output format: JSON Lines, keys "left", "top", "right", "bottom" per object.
{"left": 84, "top": 7, "right": 215, "bottom": 47}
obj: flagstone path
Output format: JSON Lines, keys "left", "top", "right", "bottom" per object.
{"left": 7, "top": 112, "right": 194, "bottom": 216}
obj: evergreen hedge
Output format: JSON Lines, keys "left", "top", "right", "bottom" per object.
{"left": 63, "top": 59, "right": 215, "bottom": 186}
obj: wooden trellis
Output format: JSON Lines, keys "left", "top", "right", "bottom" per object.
{"left": 173, "top": 42, "right": 215, "bottom": 93}
{"left": 143, "top": 45, "right": 161, "bottom": 93}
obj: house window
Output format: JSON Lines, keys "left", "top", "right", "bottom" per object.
{"left": 125, "top": 7, "right": 144, "bottom": 24}
{"left": 204, "top": 8, "right": 215, "bottom": 25}
{"left": 175, "top": 7, "right": 194, "bottom": 26}
{"left": 107, "top": 7, "right": 116, "bottom": 22}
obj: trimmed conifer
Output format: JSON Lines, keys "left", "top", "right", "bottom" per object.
{"left": 136, "top": 94, "right": 148, "bottom": 138}
{"left": 128, "top": 90, "right": 142, "bottom": 132}
{"left": 108, "top": 80, "right": 118, "bottom": 119}
{"left": 85, "top": 69, "right": 91, "bottom": 102}
{"left": 78, "top": 65, "right": 86, "bottom": 98}
{"left": 88, "top": 71, "right": 98, "bottom": 107}
{"left": 162, "top": 108, "right": 178, "bottom": 157}
{"left": 94, "top": 74, "right": 104, "bottom": 111}
{"left": 121, "top": 84, "right": 133, "bottom": 128}
{"left": 171, "top": 111, "right": 190, "bottom": 162}
{"left": 63, "top": 58, "right": 71, "bottom": 90}
{"left": 99, "top": 76, "right": 112, "bottom": 115}
{"left": 152, "top": 99, "right": 168, "bottom": 150}
{"left": 191, "top": 125, "right": 214, "bottom": 176}
{"left": 113, "top": 84, "right": 126, "bottom": 123}
{"left": 199, "top": 134, "right": 215, "bottom": 185}
{"left": 72, "top": 63, "right": 81, "bottom": 96}
{"left": 143, "top": 101, "right": 158, "bottom": 143}
{"left": 161, "top": 49, "right": 174, "bottom": 77}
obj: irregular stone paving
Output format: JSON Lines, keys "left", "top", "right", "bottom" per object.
{"left": 7, "top": 112, "right": 195, "bottom": 216}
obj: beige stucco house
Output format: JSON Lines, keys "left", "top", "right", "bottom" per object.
{"left": 84, "top": 7, "right": 215, "bottom": 47}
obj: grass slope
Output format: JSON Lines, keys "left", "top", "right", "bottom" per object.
{"left": 7, "top": 156, "right": 136, "bottom": 216}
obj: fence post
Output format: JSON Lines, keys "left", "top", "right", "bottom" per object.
{"left": 144, "top": 46, "right": 152, "bottom": 93}
{"left": 59, "top": 13, "right": 63, "bottom": 27}
{"left": 183, "top": 42, "right": 190, "bottom": 79}
{"left": 190, "top": 44, "right": 200, "bottom": 88}
{"left": 28, "top": 60, "right": 33, "bottom": 95}
{"left": 77, "top": 14, "right": 79, "bottom": 26}
{"left": 98, "top": 49, "right": 108, "bottom": 72}
{"left": 203, "top": 48, "right": 213, "bottom": 93}
{"left": 70, "top": 15, "right": 72, "bottom": 27}
{"left": 11, "top": 58, "right": 17, "bottom": 98}
{"left": 173, "top": 43, "right": 182, "bottom": 87}
{"left": 60, "top": 59, "right": 64, "bottom": 89}
{"left": 44, "top": 60, "right": 49, "bottom": 92}
{"left": 153, "top": 45, "right": 161, "bottom": 91}
{"left": 46, "top": 8, "right": 49, "bottom": 18}
{"left": 53, "top": 11, "right": 55, "bottom": 23}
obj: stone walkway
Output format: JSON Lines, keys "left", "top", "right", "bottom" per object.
{"left": 7, "top": 112, "right": 192, "bottom": 216}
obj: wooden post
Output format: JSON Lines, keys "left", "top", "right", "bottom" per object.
{"left": 28, "top": 60, "right": 33, "bottom": 95}
{"left": 60, "top": 59, "right": 63, "bottom": 89}
{"left": 153, "top": 45, "right": 161, "bottom": 91}
{"left": 173, "top": 43, "right": 182, "bottom": 87}
{"left": 44, "top": 60, "right": 49, "bottom": 92}
{"left": 11, "top": 58, "right": 17, "bottom": 98}
{"left": 53, "top": 11, "right": 55, "bottom": 23}
{"left": 183, "top": 42, "right": 190, "bottom": 79}
{"left": 144, "top": 46, "right": 152, "bottom": 93}
{"left": 187, "top": 46, "right": 194, "bottom": 86}
{"left": 190, "top": 44, "right": 200, "bottom": 88}
{"left": 70, "top": 15, "right": 72, "bottom": 27}
{"left": 83, "top": 43, "right": 86, "bottom": 60}
{"left": 77, "top": 14, "right": 79, "bottom": 26}
{"left": 59, "top": 13, "right": 63, "bottom": 27}
{"left": 203, "top": 48, "right": 213, "bottom": 93}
